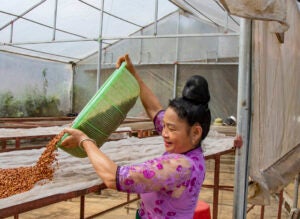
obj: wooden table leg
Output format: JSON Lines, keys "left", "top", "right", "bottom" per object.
{"left": 213, "top": 155, "right": 221, "bottom": 219}
{"left": 80, "top": 195, "right": 85, "bottom": 219}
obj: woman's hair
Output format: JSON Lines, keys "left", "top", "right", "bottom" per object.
{"left": 168, "top": 75, "right": 211, "bottom": 143}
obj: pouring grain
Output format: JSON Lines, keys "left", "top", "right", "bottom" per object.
{"left": 0, "top": 131, "right": 64, "bottom": 199}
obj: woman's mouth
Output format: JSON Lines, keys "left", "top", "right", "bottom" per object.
{"left": 164, "top": 141, "right": 172, "bottom": 148}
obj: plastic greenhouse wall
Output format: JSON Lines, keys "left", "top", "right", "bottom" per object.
{"left": 78, "top": 11, "right": 239, "bottom": 66}
{"left": 177, "top": 64, "right": 238, "bottom": 120}
{"left": 74, "top": 11, "right": 238, "bottom": 120}
{"left": 74, "top": 64, "right": 238, "bottom": 121}
{"left": 0, "top": 52, "right": 72, "bottom": 117}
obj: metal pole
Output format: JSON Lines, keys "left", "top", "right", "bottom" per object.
{"left": 139, "top": 29, "right": 144, "bottom": 64}
{"left": 78, "top": 0, "right": 142, "bottom": 28}
{"left": 173, "top": 12, "right": 180, "bottom": 99}
{"left": 9, "top": 45, "right": 80, "bottom": 60}
{"left": 0, "top": 50, "right": 71, "bottom": 64}
{"left": 293, "top": 173, "right": 300, "bottom": 209}
{"left": 70, "top": 62, "right": 76, "bottom": 113}
{"left": 225, "top": 12, "right": 229, "bottom": 33}
{"left": 232, "top": 18, "right": 252, "bottom": 219}
{"left": 52, "top": 0, "right": 58, "bottom": 41}
{"left": 6, "top": 33, "right": 239, "bottom": 45}
{"left": 0, "top": 0, "right": 47, "bottom": 31}
{"left": 0, "top": 10, "right": 88, "bottom": 39}
{"left": 183, "top": 0, "right": 219, "bottom": 27}
{"left": 10, "top": 22, "right": 13, "bottom": 43}
{"left": 96, "top": 0, "right": 104, "bottom": 90}
{"left": 154, "top": 0, "right": 158, "bottom": 36}
{"left": 173, "top": 64, "right": 178, "bottom": 99}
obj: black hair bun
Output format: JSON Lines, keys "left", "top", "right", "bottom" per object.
{"left": 182, "top": 75, "right": 210, "bottom": 105}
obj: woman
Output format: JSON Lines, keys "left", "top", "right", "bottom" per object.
{"left": 62, "top": 54, "right": 211, "bottom": 218}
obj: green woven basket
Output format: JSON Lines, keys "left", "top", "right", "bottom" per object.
{"left": 57, "top": 62, "right": 139, "bottom": 158}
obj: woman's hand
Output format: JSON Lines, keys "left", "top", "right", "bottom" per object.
{"left": 62, "top": 128, "right": 117, "bottom": 189}
{"left": 61, "top": 128, "right": 89, "bottom": 148}
{"left": 116, "top": 54, "right": 137, "bottom": 76}
{"left": 116, "top": 53, "right": 163, "bottom": 120}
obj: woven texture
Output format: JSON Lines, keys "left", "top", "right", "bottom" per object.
{"left": 57, "top": 62, "right": 139, "bottom": 158}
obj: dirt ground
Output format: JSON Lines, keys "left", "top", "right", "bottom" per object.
{"left": 1, "top": 122, "right": 297, "bottom": 219}
{"left": 5, "top": 153, "right": 294, "bottom": 219}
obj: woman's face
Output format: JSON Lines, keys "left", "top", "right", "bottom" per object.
{"left": 162, "top": 107, "right": 197, "bottom": 153}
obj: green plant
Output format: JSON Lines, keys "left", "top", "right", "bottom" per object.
{"left": 24, "top": 88, "right": 60, "bottom": 117}
{"left": 42, "top": 68, "right": 48, "bottom": 96}
{"left": 0, "top": 69, "right": 62, "bottom": 117}
{"left": 0, "top": 92, "right": 23, "bottom": 117}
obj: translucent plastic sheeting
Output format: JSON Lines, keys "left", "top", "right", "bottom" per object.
{"left": 0, "top": 0, "right": 177, "bottom": 63}
{"left": 73, "top": 65, "right": 175, "bottom": 117}
{"left": 170, "top": 0, "right": 240, "bottom": 32}
{"left": 0, "top": 0, "right": 240, "bottom": 63}
{"left": 220, "top": 0, "right": 289, "bottom": 32}
{"left": 0, "top": 52, "right": 72, "bottom": 117}
{"left": 74, "top": 64, "right": 238, "bottom": 121}
{"left": 0, "top": 132, "right": 233, "bottom": 209}
{"left": 177, "top": 64, "right": 238, "bottom": 121}
{"left": 78, "top": 10, "right": 239, "bottom": 66}
{"left": 249, "top": 0, "right": 300, "bottom": 205}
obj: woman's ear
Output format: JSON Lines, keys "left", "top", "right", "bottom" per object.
{"left": 192, "top": 124, "right": 202, "bottom": 145}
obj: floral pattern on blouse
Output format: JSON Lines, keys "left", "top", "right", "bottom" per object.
{"left": 116, "top": 110, "right": 206, "bottom": 219}
{"left": 153, "top": 110, "right": 165, "bottom": 135}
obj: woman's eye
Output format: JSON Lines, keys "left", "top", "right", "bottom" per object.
{"left": 169, "top": 127, "right": 176, "bottom": 132}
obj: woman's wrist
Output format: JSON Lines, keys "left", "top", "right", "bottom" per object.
{"left": 79, "top": 137, "right": 97, "bottom": 152}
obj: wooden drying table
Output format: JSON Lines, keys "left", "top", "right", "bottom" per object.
{"left": 0, "top": 117, "right": 75, "bottom": 129}
{"left": 0, "top": 126, "right": 137, "bottom": 152}
{"left": 0, "top": 117, "right": 72, "bottom": 151}
{"left": 0, "top": 131, "right": 235, "bottom": 219}
{"left": 0, "top": 117, "right": 155, "bottom": 152}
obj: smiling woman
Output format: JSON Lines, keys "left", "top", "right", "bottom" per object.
{"left": 61, "top": 54, "right": 211, "bottom": 219}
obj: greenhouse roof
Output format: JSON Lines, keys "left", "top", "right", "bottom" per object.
{"left": 0, "top": 0, "right": 240, "bottom": 63}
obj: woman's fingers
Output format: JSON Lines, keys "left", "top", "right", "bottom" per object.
{"left": 63, "top": 127, "right": 75, "bottom": 135}
{"left": 116, "top": 56, "right": 126, "bottom": 68}
{"left": 123, "top": 54, "right": 136, "bottom": 75}
{"left": 61, "top": 128, "right": 88, "bottom": 148}
{"left": 60, "top": 135, "right": 74, "bottom": 148}
{"left": 124, "top": 54, "right": 130, "bottom": 64}
{"left": 116, "top": 54, "right": 134, "bottom": 72}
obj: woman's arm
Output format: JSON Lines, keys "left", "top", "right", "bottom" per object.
{"left": 117, "top": 153, "right": 193, "bottom": 195}
{"left": 62, "top": 128, "right": 194, "bottom": 195}
{"left": 61, "top": 128, "right": 117, "bottom": 189}
{"left": 116, "top": 54, "right": 163, "bottom": 120}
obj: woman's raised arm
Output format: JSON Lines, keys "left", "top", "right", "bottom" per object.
{"left": 116, "top": 54, "right": 163, "bottom": 120}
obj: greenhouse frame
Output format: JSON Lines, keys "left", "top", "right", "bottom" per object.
{"left": 0, "top": 0, "right": 299, "bottom": 219}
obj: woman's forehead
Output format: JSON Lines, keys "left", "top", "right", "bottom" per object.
{"left": 164, "top": 108, "right": 186, "bottom": 125}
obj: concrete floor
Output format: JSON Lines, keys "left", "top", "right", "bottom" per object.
{"left": 7, "top": 152, "right": 293, "bottom": 219}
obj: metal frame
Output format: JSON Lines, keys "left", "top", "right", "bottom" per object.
{"left": 233, "top": 18, "right": 252, "bottom": 219}
{"left": 0, "top": 1, "right": 251, "bottom": 218}
{"left": 0, "top": 0, "right": 239, "bottom": 64}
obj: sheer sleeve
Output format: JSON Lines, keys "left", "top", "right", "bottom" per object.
{"left": 153, "top": 110, "right": 165, "bottom": 135}
{"left": 116, "top": 153, "right": 193, "bottom": 194}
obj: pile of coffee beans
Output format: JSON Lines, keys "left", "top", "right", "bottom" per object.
{"left": 0, "top": 131, "right": 64, "bottom": 199}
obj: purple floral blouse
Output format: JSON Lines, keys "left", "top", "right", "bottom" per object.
{"left": 116, "top": 110, "right": 206, "bottom": 219}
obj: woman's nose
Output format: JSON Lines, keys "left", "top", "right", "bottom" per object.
{"left": 162, "top": 128, "right": 168, "bottom": 138}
